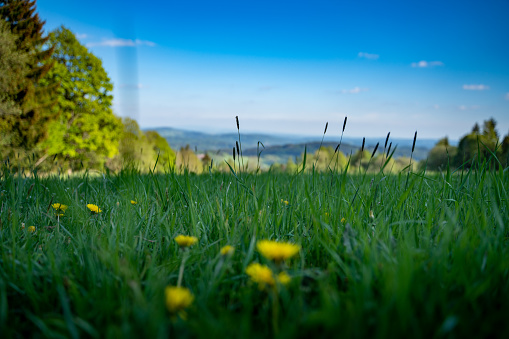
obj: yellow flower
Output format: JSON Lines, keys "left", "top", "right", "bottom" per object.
{"left": 174, "top": 235, "right": 198, "bottom": 248}
{"left": 281, "top": 199, "right": 289, "bottom": 205}
{"left": 369, "top": 210, "right": 374, "bottom": 219}
{"left": 246, "top": 263, "right": 275, "bottom": 288}
{"left": 165, "top": 286, "right": 194, "bottom": 313}
{"left": 131, "top": 200, "right": 137, "bottom": 205}
{"left": 256, "top": 240, "right": 300, "bottom": 262}
{"left": 341, "top": 217, "right": 346, "bottom": 223}
{"left": 28, "top": 226, "right": 36, "bottom": 233}
{"left": 52, "top": 203, "right": 68, "bottom": 212}
{"left": 277, "top": 271, "right": 291, "bottom": 285}
{"left": 87, "top": 204, "right": 102, "bottom": 214}
{"left": 220, "top": 245, "right": 235, "bottom": 256}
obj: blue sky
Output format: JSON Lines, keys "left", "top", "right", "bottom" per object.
{"left": 37, "top": 0, "right": 509, "bottom": 140}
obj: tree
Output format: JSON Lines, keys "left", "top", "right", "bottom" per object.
{"left": 454, "top": 118, "right": 502, "bottom": 169}
{"left": 145, "top": 130, "right": 176, "bottom": 169}
{"left": 0, "top": 0, "right": 57, "bottom": 151}
{"left": 425, "top": 137, "right": 457, "bottom": 171}
{"left": 0, "top": 19, "right": 28, "bottom": 151}
{"left": 40, "top": 26, "right": 122, "bottom": 170}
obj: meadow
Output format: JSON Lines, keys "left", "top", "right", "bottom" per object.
{"left": 0, "top": 153, "right": 508, "bottom": 338}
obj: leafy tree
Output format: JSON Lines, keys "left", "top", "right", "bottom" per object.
{"left": 40, "top": 26, "right": 122, "bottom": 170}
{"left": 501, "top": 132, "right": 509, "bottom": 167}
{"left": 454, "top": 118, "right": 501, "bottom": 169}
{"left": 145, "top": 130, "right": 176, "bottom": 169}
{"left": 425, "top": 137, "right": 457, "bottom": 171}
{"left": 0, "top": 19, "right": 28, "bottom": 151}
{"left": 0, "top": 0, "right": 57, "bottom": 151}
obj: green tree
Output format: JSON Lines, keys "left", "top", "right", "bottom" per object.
{"left": 501, "top": 132, "right": 509, "bottom": 167}
{"left": 40, "top": 26, "right": 122, "bottom": 170}
{"left": 454, "top": 118, "right": 501, "bottom": 169}
{"left": 145, "top": 130, "right": 176, "bottom": 169}
{"left": 425, "top": 137, "right": 457, "bottom": 171}
{"left": 0, "top": 0, "right": 57, "bottom": 151}
{"left": 0, "top": 19, "right": 28, "bottom": 151}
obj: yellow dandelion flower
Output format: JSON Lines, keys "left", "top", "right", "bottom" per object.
{"left": 165, "top": 286, "right": 194, "bottom": 313}
{"left": 220, "top": 245, "right": 235, "bottom": 256}
{"left": 131, "top": 200, "right": 137, "bottom": 205}
{"left": 281, "top": 199, "right": 289, "bottom": 205}
{"left": 246, "top": 262, "right": 275, "bottom": 288}
{"left": 256, "top": 240, "right": 300, "bottom": 262}
{"left": 52, "top": 203, "right": 68, "bottom": 212}
{"left": 341, "top": 217, "right": 346, "bottom": 223}
{"left": 277, "top": 271, "right": 291, "bottom": 285}
{"left": 174, "top": 235, "right": 198, "bottom": 248}
{"left": 87, "top": 204, "right": 102, "bottom": 214}
{"left": 28, "top": 226, "right": 36, "bottom": 233}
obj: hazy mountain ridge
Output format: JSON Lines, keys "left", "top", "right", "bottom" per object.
{"left": 147, "top": 127, "right": 436, "bottom": 162}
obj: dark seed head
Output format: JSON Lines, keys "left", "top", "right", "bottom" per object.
{"left": 334, "top": 144, "right": 340, "bottom": 153}
{"left": 342, "top": 117, "right": 347, "bottom": 132}
{"left": 384, "top": 132, "right": 390, "bottom": 149}
{"left": 412, "top": 131, "right": 417, "bottom": 153}
{"left": 371, "top": 142, "right": 379, "bottom": 158}
{"left": 236, "top": 141, "right": 240, "bottom": 156}
{"left": 324, "top": 122, "right": 328, "bottom": 135}
{"left": 387, "top": 142, "right": 392, "bottom": 155}
{"left": 235, "top": 116, "right": 239, "bottom": 130}
{"left": 361, "top": 137, "right": 365, "bottom": 152}
{"left": 233, "top": 147, "right": 236, "bottom": 161}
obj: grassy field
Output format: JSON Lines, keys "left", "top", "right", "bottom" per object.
{"left": 1, "top": 159, "right": 508, "bottom": 338}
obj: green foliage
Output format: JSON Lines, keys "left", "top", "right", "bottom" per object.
{"left": 145, "top": 130, "right": 176, "bottom": 168}
{"left": 113, "top": 118, "right": 176, "bottom": 171}
{"left": 424, "top": 137, "right": 457, "bottom": 171}
{"left": 0, "top": 19, "right": 28, "bottom": 149}
{"left": 40, "top": 26, "right": 123, "bottom": 170}
{"left": 0, "top": 0, "right": 57, "bottom": 151}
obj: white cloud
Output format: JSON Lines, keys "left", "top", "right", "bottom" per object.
{"left": 458, "top": 105, "right": 480, "bottom": 110}
{"left": 358, "top": 52, "right": 379, "bottom": 60}
{"left": 505, "top": 93, "right": 509, "bottom": 100}
{"left": 76, "top": 33, "right": 88, "bottom": 39}
{"left": 87, "top": 38, "right": 156, "bottom": 47}
{"left": 339, "top": 87, "right": 369, "bottom": 94}
{"left": 463, "top": 84, "right": 490, "bottom": 90}
{"left": 433, "top": 104, "right": 440, "bottom": 110}
{"left": 411, "top": 60, "right": 444, "bottom": 68}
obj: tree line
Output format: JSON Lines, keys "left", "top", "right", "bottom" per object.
{"left": 0, "top": 0, "right": 176, "bottom": 172}
{"left": 425, "top": 118, "right": 509, "bottom": 171}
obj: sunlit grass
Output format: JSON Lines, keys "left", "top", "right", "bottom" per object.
{"left": 0, "top": 156, "right": 508, "bottom": 338}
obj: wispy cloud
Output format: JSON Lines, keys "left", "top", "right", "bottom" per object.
{"left": 411, "top": 60, "right": 444, "bottom": 68}
{"left": 505, "top": 93, "right": 509, "bottom": 100}
{"left": 358, "top": 52, "right": 379, "bottom": 60}
{"left": 87, "top": 38, "right": 156, "bottom": 47}
{"left": 463, "top": 84, "right": 490, "bottom": 90}
{"left": 339, "top": 87, "right": 369, "bottom": 94}
{"left": 76, "top": 33, "right": 88, "bottom": 39}
{"left": 458, "top": 105, "right": 480, "bottom": 110}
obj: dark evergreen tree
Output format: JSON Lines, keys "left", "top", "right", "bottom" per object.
{"left": 0, "top": 0, "right": 57, "bottom": 152}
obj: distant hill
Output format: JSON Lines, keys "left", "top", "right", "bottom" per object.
{"left": 147, "top": 127, "right": 309, "bottom": 152}
{"left": 145, "top": 127, "right": 437, "bottom": 163}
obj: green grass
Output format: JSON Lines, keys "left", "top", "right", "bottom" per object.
{"left": 1, "top": 161, "right": 508, "bottom": 338}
